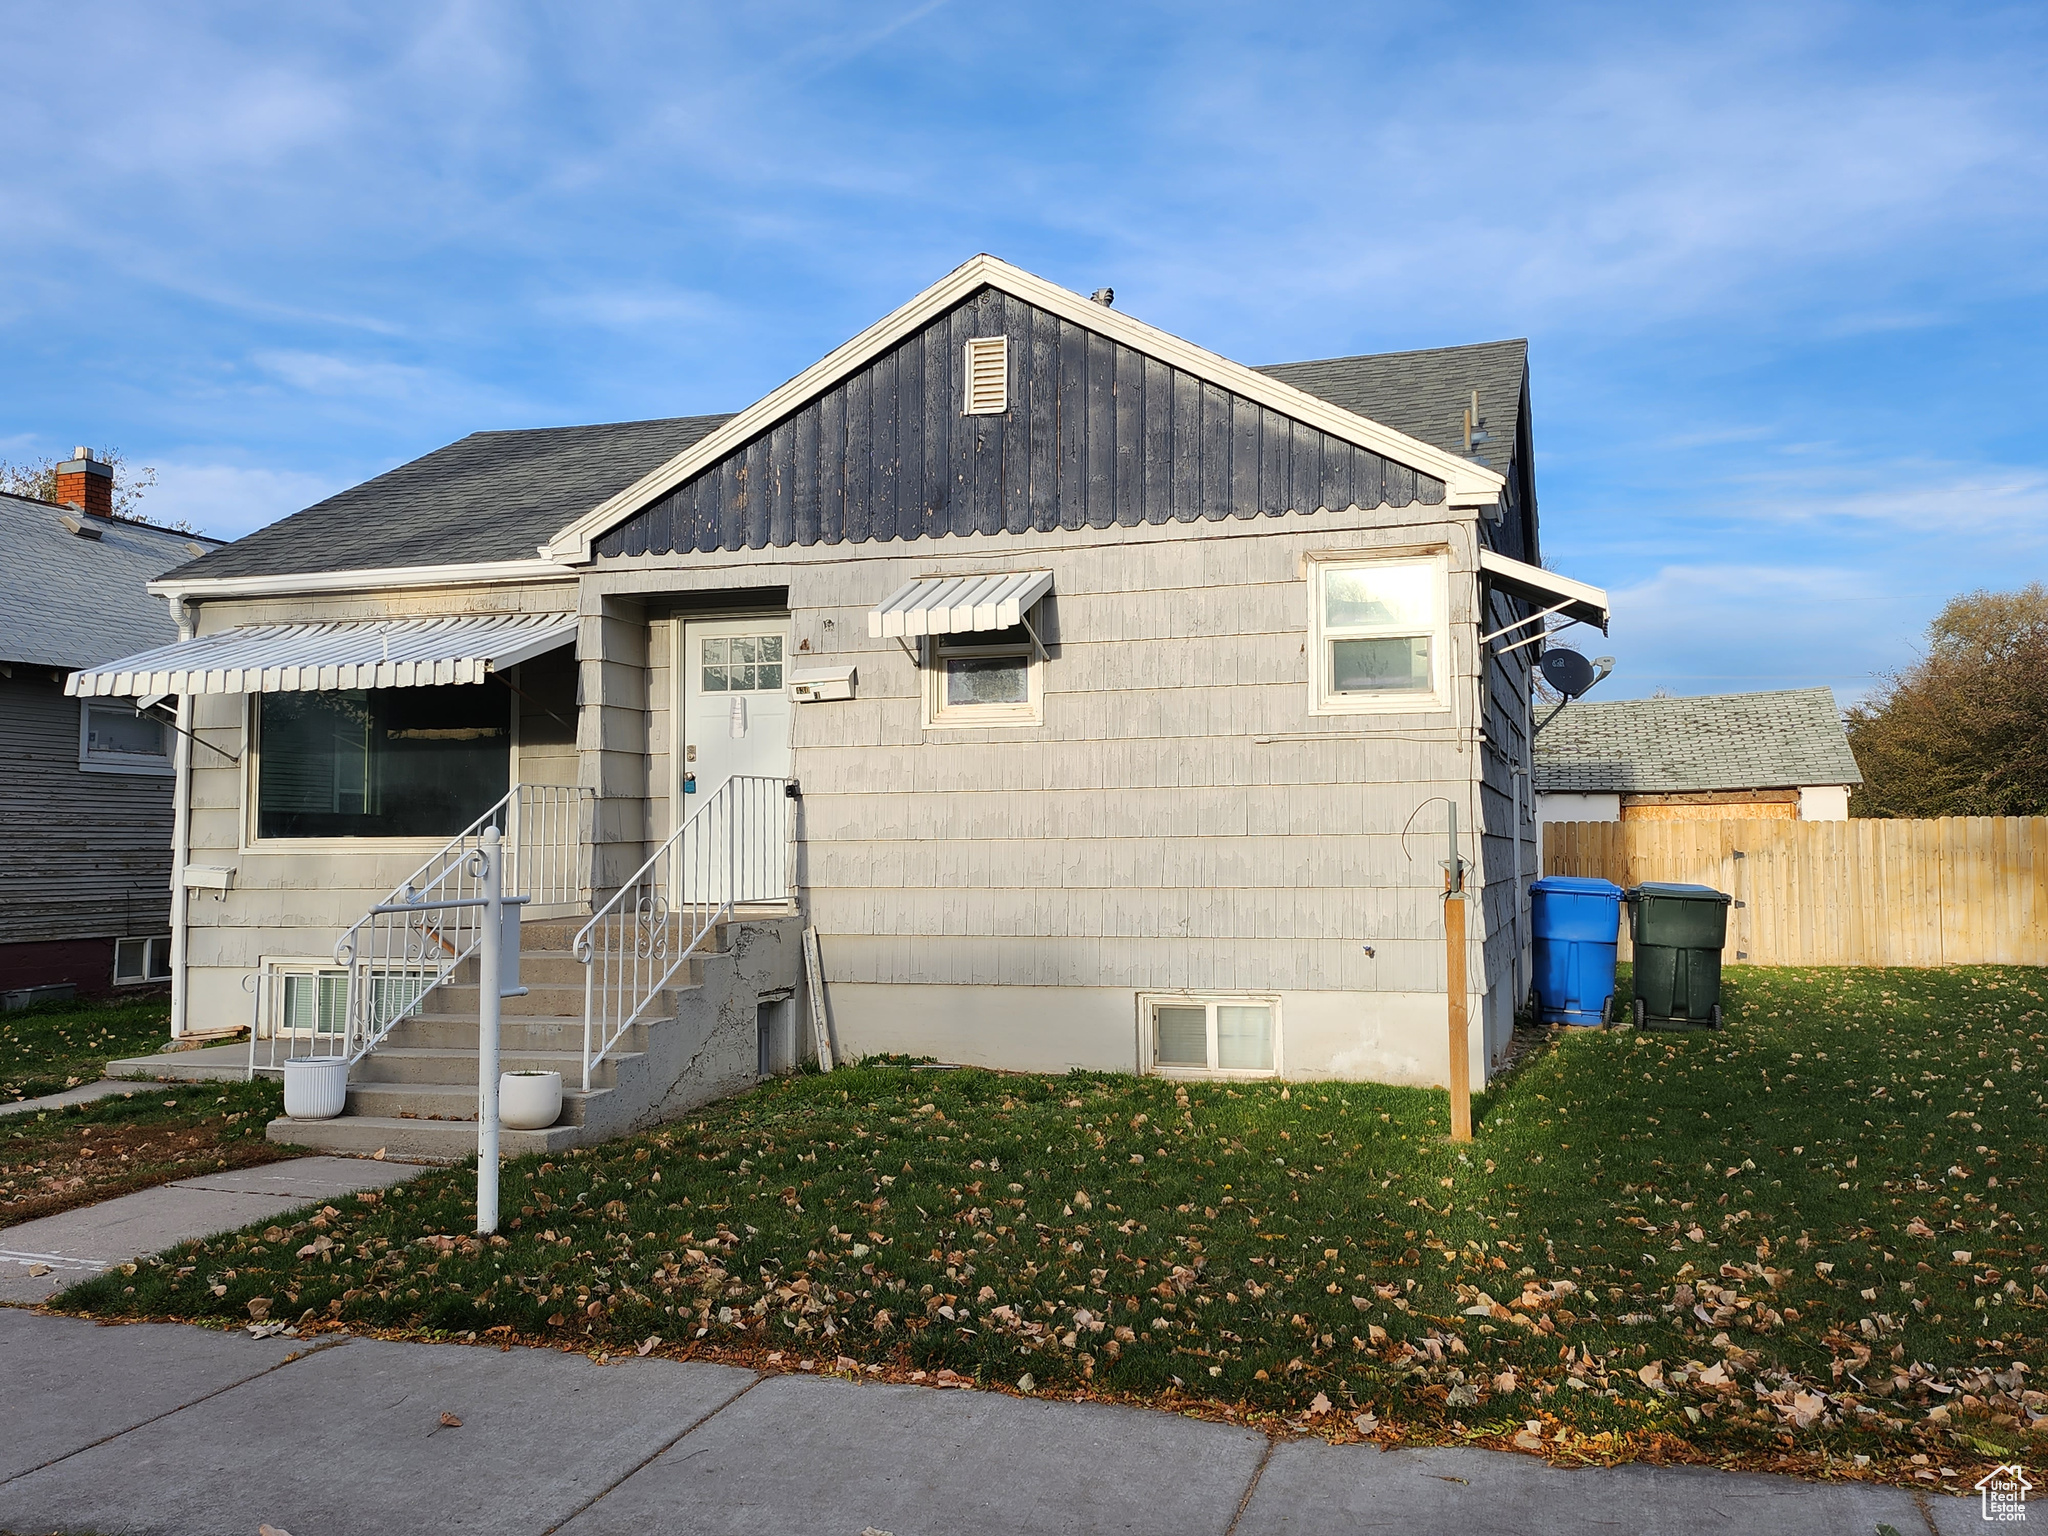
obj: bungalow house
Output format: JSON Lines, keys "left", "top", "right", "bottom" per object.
{"left": 1534, "top": 687, "right": 1862, "bottom": 824}
{"left": 1, "top": 460, "right": 223, "bottom": 1005}
{"left": 69, "top": 256, "right": 1608, "bottom": 1156}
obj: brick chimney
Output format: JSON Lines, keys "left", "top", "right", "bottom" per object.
{"left": 55, "top": 447, "right": 115, "bottom": 519}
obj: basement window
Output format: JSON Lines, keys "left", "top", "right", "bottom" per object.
{"left": 1141, "top": 994, "right": 1281, "bottom": 1078}
{"left": 113, "top": 936, "right": 172, "bottom": 986}
{"left": 964, "top": 336, "right": 1008, "bottom": 415}
{"left": 1308, "top": 551, "right": 1450, "bottom": 714}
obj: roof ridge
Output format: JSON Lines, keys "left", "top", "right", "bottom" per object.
{"left": 1256, "top": 338, "right": 1528, "bottom": 371}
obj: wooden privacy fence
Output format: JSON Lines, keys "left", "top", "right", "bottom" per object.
{"left": 1542, "top": 817, "right": 2047, "bottom": 968}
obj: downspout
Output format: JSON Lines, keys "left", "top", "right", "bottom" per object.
{"left": 166, "top": 595, "right": 196, "bottom": 1040}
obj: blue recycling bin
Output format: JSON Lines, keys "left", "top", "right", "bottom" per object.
{"left": 1529, "top": 875, "right": 1623, "bottom": 1027}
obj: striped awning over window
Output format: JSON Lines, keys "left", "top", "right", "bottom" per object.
{"left": 64, "top": 612, "right": 577, "bottom": 697}
{"left": 867, "top": 570, "right": 1054, "bottom": 639}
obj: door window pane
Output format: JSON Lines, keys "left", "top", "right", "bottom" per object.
{"left": 1331, "top": 636, "right": 1432, "bottom": 693}
{"left": 1323, "top": 564, "right": 1432, "bottom": 629}
{"left": 1216, "top": 1005, "right": 1274, "bottom": 1070}
{"left": 701, "top": 634, "right": 785, "bottom": 693}
{"left": 1155, "top": 1005, "right": 1207, "bottom": 1066}
{"left": 944, "top": 655, "right": 1029, "bottom": 705}
{"left": 257, "top": 685, "right": 509, "bottom": 839}
{"left": 701, "top": 637, "right": 729, "bottom": 692}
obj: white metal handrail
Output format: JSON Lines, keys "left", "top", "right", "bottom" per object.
{"left": 575, "top": 774, "right": 790, "bottom": 1090}
{"left": 250, "top": 783, "right": 593, "bottom": 1073}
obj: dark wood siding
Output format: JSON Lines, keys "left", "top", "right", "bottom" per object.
{"left": 596, "top": 287, "right": 1445, "bottom": 560}
{"left": 0, "top": 672, "right": 175, "bottom": 948}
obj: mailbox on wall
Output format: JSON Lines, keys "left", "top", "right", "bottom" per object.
{"left": 790, "top": 665, "right": 856, "bottom": 703}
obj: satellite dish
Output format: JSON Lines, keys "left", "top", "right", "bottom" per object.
{"left": 1541, "top": 648, "right": 1597, "bottom": 699}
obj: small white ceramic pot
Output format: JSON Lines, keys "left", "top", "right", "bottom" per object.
{"left": 281, "top": 1056, "right": 350, "bottom": 1120}
{"left": 500, "top": 1070, "right": 563, "bottom": 1130}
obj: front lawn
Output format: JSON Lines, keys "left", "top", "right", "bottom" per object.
{"left": 62, "top": 966, "right": 2047, "bottom": 1484}
{"left": 1, "top": 994, "right": 175, "bottom": 1102}
{"left": 2, "top": 1079, "right": 289, "bottom": 1227}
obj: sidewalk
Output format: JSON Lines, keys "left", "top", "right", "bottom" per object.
{"left": 0, "top": 1155, "right": 425, "bottom": 1303}
{"left": 0, "top": 1310, "right": 1984, "bottom": 1535}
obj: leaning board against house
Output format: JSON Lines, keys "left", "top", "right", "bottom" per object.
{"left": 70, "top": 256, "right": 1608, "bottom": 1112}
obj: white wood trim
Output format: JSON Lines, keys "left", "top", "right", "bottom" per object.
{"left": 541, "top": 255, "right": 1507, "bottom": 564}
{"left": 149, "top": 557, "right": 576, "bottom": 605}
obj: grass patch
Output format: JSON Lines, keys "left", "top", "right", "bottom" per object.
{"left": 63, "top": 966, "right": 2048, "bottom": 1478}
{"left": 1, "top": 995, "right": 174, "bottom": 1102}
{"left": 2, "top": 1079, "right": 289, "bottom": 1228}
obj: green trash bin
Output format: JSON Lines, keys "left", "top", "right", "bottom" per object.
{"left": 1626, "top": 883, "right": 1733, "bottom": 1029}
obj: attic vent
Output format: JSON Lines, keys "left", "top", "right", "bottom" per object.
{"left": 964, "top": 336, "right": 1007, "bottom": 416}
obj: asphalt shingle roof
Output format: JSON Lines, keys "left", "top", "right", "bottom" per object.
{"left": 0, "top": 494, "right": 221, "bottom": 669}
{"left": 165, "top": 414, "right": 732, "bottom": 582}
{"left": 161, "top": 330, "right": 1529, "bottom": 584}
{"left": 1256, "top": 338, "right": 1528, "bottom": 481}
{"left": 1534, "top": 687, "right": 1863, "bottom": 794}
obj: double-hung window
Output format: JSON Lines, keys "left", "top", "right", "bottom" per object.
{"left": 1308, "top": 552, "right": 1450, "bottom": 713}
{"left": 1143, "top": 994, "right": 1280, "bottom": 1077}
{"left": 924, "top": 623, "right": 1041, "bottom": 727}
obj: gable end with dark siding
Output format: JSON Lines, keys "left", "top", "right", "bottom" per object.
{"left": 596, "top": 286, "right": 1447, "bottom": 560}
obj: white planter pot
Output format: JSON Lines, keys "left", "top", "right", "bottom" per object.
{"left": 500, "top": 1070, "right": 563, "bottom": 1131}
{"left": 282, "top": 1056, "right": 350, "bottom": 1120}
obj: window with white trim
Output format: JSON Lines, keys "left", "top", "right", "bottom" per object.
{"left": 264, "top": 963, "right": 428, "bottom": 1040}
{"left": 1308, "top": 552, "right": 1450, "bottom": 713}
{"left": 113, "top": 936, "right": 172, "bottom": 985}
{"left": 1142, "top": 995, "right": 1280, "bottom": 1077}
{"left": 923, "top": 623, "right": 1042, "bottom": 727}
{"left": 80, "top": 700, "right": 172, "bottom": 775}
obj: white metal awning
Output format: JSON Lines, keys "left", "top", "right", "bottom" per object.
{"left": 867, "top": 570, "right": 1054, "bottom": 638}
{"left": 1478, "top": 550, "right": 1610, "bottom": 633}
{"left": 64, "top": 613, "right": 578, "bottom": 698}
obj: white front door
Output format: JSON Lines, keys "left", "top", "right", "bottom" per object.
{"left": 679, "top": 616, "right": 793, "bottom": 902}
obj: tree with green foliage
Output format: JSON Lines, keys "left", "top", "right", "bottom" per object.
{"left": 1846, "top": 583, "right": 2048, "bottom": 817}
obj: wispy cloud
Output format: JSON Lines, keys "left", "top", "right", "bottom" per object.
{"left": 142, "top": 461, "right": 348, "bottom": 542}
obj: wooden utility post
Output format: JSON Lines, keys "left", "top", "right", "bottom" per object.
{"left": 1445, "top": 803, "right": 1472, "bottom": 1143}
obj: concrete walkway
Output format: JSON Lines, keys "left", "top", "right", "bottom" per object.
{"left": 0, "top": 1077, "right": 173, "bottom": 1117}
{"left": 0, "top": 1310, "right": 1984, "bottom": 1535}
{"left": 0, "top": 1155, "right": 427, "bottom": 1303}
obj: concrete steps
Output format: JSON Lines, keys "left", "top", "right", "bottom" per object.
{"left": 265, "top": 913, "right": 805, "bottom": 1163}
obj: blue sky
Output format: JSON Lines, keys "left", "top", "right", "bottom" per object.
{"left": 5, "top": 1, "right": 2044, "bottom": 701}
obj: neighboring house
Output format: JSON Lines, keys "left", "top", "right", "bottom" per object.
{"left": 1534, "top": 687, "right": 1862, "bottom": 824}
{"left": 70, "top": 256, "right": 1609, "bottom": 1153}
{"left": 0, "top": 454, "right": 223, "bottom": 1002}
